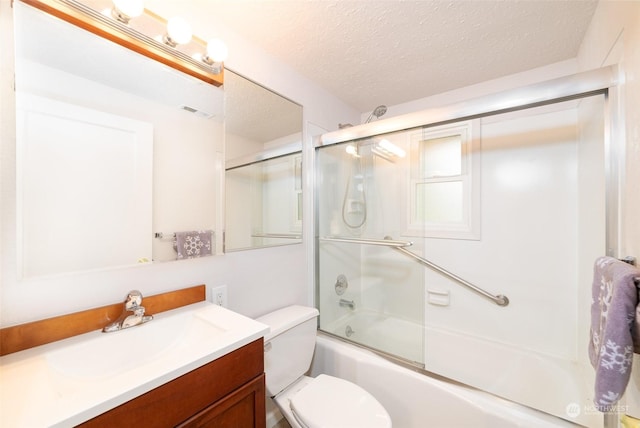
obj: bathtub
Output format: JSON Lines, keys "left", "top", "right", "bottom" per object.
{"left": 309, "top": 333, "right": 580, "bottom": 428}
{"left": 322, "top": 310, "right": 424, "bottom": 364}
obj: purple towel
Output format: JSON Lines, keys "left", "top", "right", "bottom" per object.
{"left": 589, "top": 256, "right": 640, "bottom": 411}
{"left": 174, "top": 230, "right": 214, "bottom": 259}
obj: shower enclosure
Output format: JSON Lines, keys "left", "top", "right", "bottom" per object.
{"left": 315, "top": 67, "right": 620, "bottom": 428}
{"left": 317, "top": 136, "right": 428, "bottom": 365}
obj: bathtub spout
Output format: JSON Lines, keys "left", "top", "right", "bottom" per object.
{"left": 339, "top": 299, "right": 355, "bottom": 310}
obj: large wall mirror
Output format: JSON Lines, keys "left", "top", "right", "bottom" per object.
{"left": 224, "top": 71, "right": 303, "bottom": 251}
{"left": 14, "top": 2, "right": 224, "bottom": 278}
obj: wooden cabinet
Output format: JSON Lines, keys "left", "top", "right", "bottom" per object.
{"left": 78, "top": 339, "right": 265, "bottom": 428}
{"left": 177, "top": 374, "right": 265, "bottom": 428}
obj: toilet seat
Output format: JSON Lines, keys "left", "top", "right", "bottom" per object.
{"left": 289, "top": 374, "right": 391, "bottom": 428}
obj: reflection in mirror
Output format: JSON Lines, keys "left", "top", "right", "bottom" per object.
{"left": 224, "top": 71, "right": 303, "bottom": 251}
{"left": 15, "top": 2, "right": 224, "bottom": 278}
{"left": 226, "top": 152, "right": 302, "bottom": 251}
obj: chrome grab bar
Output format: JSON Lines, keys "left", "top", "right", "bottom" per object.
{"left": 320, "top": 236, "right": 413, "bottom": 248}
{"left": 392, "top": 245, "right": 509, "bottom": 307}
{"left": 320, "top": 235, "right": 509, "bottom": 307}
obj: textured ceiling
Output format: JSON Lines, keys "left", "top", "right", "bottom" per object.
{"left": 156, "top": 0, "right": 599, "bottom": 112}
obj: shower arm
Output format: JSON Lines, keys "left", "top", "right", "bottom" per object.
{"left": 320, "top": 235, "right": 509, "bottom": 307}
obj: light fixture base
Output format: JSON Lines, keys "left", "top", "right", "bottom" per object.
{"left": 202, "top": 55, "right": 223, "bottom": 74}
{"left": 111, "top": 8, "right": 131, "bottom": 24}
{"left": 162, "top": 34, "right": 179, "bottom": 48}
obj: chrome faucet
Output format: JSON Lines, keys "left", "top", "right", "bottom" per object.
{"left": 339, "top": 298, "right": 355, "bottom": 310}
{"left": 102, "top": 290, "right": 153, "bottom": 332}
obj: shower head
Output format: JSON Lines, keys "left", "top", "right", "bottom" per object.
{"left": 364, "top": 105, "right": 387, "bottom": 123}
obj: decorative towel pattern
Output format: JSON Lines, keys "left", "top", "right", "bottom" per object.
{"left": 589, "top": 256, "right": 640, "bottom": 411}
{"left": 174, "top": 230, "right": 214, "bottom": 259}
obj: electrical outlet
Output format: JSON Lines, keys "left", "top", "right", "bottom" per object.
{"left": 210, "top": 285, "right": 228, "bottom": 307}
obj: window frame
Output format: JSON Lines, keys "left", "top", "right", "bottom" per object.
{"left": 405, "top": 119, "right": 480, "bottom": 240}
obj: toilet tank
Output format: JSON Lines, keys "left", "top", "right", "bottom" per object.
{"left": 256, "top": 305, "right": 319, "bottom": 396}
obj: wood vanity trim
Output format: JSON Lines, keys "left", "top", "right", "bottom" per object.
{"left": 0, "top": 284, "right": 206, "bottom": 356}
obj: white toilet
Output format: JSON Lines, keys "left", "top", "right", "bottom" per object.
{"left": 257, "top": 305, "right": 392, "bottom": 428}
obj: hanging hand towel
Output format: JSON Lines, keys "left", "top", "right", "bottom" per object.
{"left": 174, "top": 230, "right": 214, "bottom": 259}
{"left": 589, "top": 256, "right": 640, "bottom": 411}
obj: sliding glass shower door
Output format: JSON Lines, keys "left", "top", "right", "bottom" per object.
{"left": 315, "top": 91, "right": 608, "bottom": 427}
{"left": 316, "top": 136, "right": 427, "bottom": 366}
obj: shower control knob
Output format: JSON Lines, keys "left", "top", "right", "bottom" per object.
{"left": 335, "top": 274, "right": 348, "bottom": 295}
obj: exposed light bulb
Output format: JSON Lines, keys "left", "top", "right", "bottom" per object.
{"left": 111, "top": 0, "right": 144, "bottom": 23}
{"left": 164, "top": 17, "right": 192, "bottom": 47}
{"left": 206, "top": 38, "right": 228, "bottom": 63}
{"left": 201, "top": 38, "right": 227, "bottom": 74}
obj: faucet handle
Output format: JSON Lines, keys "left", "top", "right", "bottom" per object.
{"left": 124, "top": 290, "right": 143, "bottom": 311}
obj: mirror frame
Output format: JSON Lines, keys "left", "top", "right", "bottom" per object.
{"left": 19, "top": 0, "right": 223, "bottom": 87}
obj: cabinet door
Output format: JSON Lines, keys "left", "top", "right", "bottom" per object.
{"left": 177, "top": 374, "right": 265, "bottom": 428}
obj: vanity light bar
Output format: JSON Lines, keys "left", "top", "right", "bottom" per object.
{"left": 20, "top": 0, "right": 224, "bottom": 86}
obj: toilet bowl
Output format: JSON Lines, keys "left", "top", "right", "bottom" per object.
{"left": 257, "top": 305, "right": 392, "bottom": 428}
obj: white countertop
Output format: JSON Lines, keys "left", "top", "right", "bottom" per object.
{"left": 0, "top": 302, "right": 269, "bottom": 427}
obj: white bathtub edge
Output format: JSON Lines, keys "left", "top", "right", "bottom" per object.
{"left": 311, "top": 333, "right": 582, "bottom": 428}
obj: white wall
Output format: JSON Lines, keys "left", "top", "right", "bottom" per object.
{"left": 577, "top": 0, "right": 640, "bottom": 262}
{"left": 0, "top": 1, "right": 360, "bottom": 327}
{"left": 577, "top": 0, "right": 640, "bottom": 419}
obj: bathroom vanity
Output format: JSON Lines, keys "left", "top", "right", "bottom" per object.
{"left": 79, "top": 339, "right": 265, "bottom": 427}
{"left": 0, "top": 295, "right": 269, "bottom": 427}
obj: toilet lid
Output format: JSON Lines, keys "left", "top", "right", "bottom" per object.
{"left": 289, "top": 374, "right": 391, "bottom": 428}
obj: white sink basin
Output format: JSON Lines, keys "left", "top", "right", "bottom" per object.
{"left": 0, "top": 301, "right": 269, "bottom": 428}
{"left": 46, "top": 307, "right": 225, "bottom": 380}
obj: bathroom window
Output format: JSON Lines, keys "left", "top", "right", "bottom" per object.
{"left": 408, "top": 120, "right": 480, "bottom": 239}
